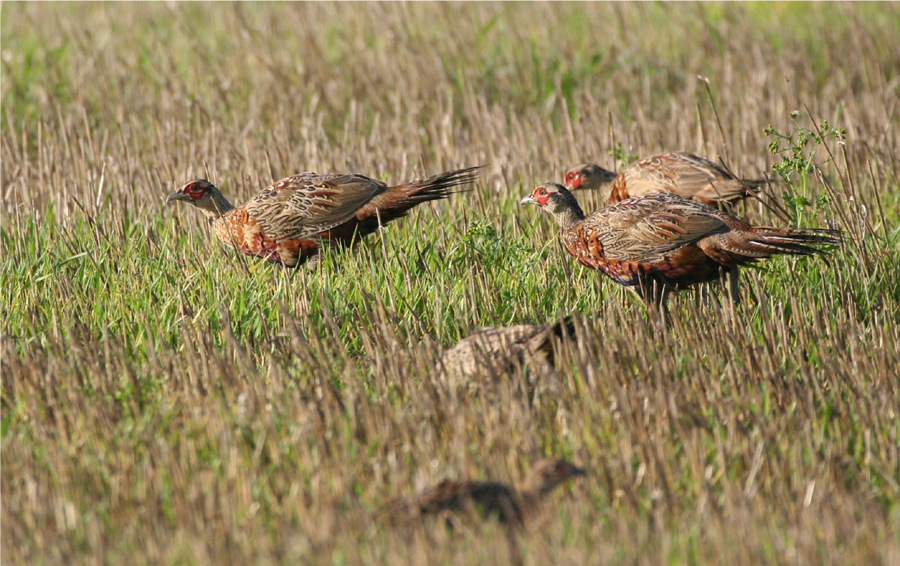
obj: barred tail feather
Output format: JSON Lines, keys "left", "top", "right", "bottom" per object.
{"left": 749, "top": 227, "right": 842, "bottom": 255}
{"left": 371, "top": 165, "right": 483, "bottom": 223}
{"left": 400, "top": 166, "right": 483, "bottom": 198}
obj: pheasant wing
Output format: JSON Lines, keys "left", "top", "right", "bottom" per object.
{"left": 585, "top": 193, "right": 730, "bottom": 263}
{"left": 666, "top": 152, "right": 757, "bottom": 202}
{"left": 243, "top": 174, "right": 386, "bottom": 241}
{"left": 667, "top": 151, "right": 731, "bottom": 178}
{"left": 625, "top": 152, "right": 722, "bottom": 196}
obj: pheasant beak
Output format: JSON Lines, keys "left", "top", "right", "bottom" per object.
{"left": 166, "top": 191, "right": 191, "bottom": 203}
{"left": 520, "top": 195, "right": 538, "bottom": 206}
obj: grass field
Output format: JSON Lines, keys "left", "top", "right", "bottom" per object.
{"left": 2, "top": 2, "right": 900, "bottom": 565}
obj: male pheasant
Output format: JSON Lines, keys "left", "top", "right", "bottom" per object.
{"left": 166, "top": 167, "right": 480, "bottom": 268}
{"left": 380, "top": 458, "right": 586, "bottom": 528}
{"left": 522, "top": 183, "right": 841, "bottom": 323}
{"left": 565, "top": 151, "right": 768, "bottom": 207}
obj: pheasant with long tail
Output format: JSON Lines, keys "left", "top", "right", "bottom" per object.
{"left": 167, "top": 167, "right": 480, "bottom": 268}
{"left": 522, "top": 184, "right": 840, "bottom": 324}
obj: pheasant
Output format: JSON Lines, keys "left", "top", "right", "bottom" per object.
{"left": 440, "top": 319, "right": 572, "bottom": 380}
{"left": 565, "top": 151, "right": 768, "bottom": 207}
{"left": 380, "top": 458, "right": 586, "bottom": 528}
{"left": 166, "top": 167, "right": 480, "bottom": 268}
{"left": 521, "top": 183, "right": 841, "bottom": 323}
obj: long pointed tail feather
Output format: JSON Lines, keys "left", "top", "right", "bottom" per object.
{"left": 704, "top": 226, "right": 842, "bottom": 264}
{"left": 749, "top": 227, "right": 842, "bottom": 255}
{"left": 369, "top": 165, "right": 483, "bottom": 223}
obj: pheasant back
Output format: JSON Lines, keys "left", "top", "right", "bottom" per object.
{"left": 209, "top": 173, "right": 386, "bottom": 267}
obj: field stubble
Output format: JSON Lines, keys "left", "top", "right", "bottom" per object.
{"left": 2, "top": 3, "right": 899, "bottom": 565}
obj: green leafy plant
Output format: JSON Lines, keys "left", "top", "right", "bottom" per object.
{"left": 764, "top": 111, "right": 845, "bottom": 225}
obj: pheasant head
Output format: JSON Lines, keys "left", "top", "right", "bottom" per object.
{"left": 521, "top": 458, "right": 587, "bottom": 496}
{"left": 521, "top": 183, "right": 586, "bottom": 228}
{"left": 167, "top": 179, "right": 235, "bottom": 219}
{"left": 565, "top": 163, "right": 617, "bottom": 191}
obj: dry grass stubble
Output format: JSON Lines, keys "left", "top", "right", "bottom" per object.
{"left": 2, "top": 3, "right": 899, "bottom": 565}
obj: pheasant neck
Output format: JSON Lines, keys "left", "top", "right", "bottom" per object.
{"left": 597, "top": 182, "right": 615, "bottom": 205}
{"left": 514, "top": 488, "right": 545, "bottom": 518}
{"left": 554, "top": 206, "right": 586, "bottom": 230}
{"left": 202, "top": 194, "right": 236, "bottom": 220}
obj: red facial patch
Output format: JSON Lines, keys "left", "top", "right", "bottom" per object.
{"left": 185, "top": 183, "right": 206, "bottom": 200}
{"left": 532, "top": 186, "right": 552, "bottom": 206}
{"left": 565, "top": 171, "right": 581, "bottom": 189}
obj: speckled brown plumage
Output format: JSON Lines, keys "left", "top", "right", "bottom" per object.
{"left": 167, "top": 167, "right": 480, "bottom": 267}
{"left": 380, "top": 458, "right": 586, "bottom": 528}
{"left": 565, "top": 152, "right": 767, "bottom": 207}
{"left": 522, "top": 183, "right": 841, "bottom": 319}
{"left": 440, "top": 319, "right": 572, "bottom": 380}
